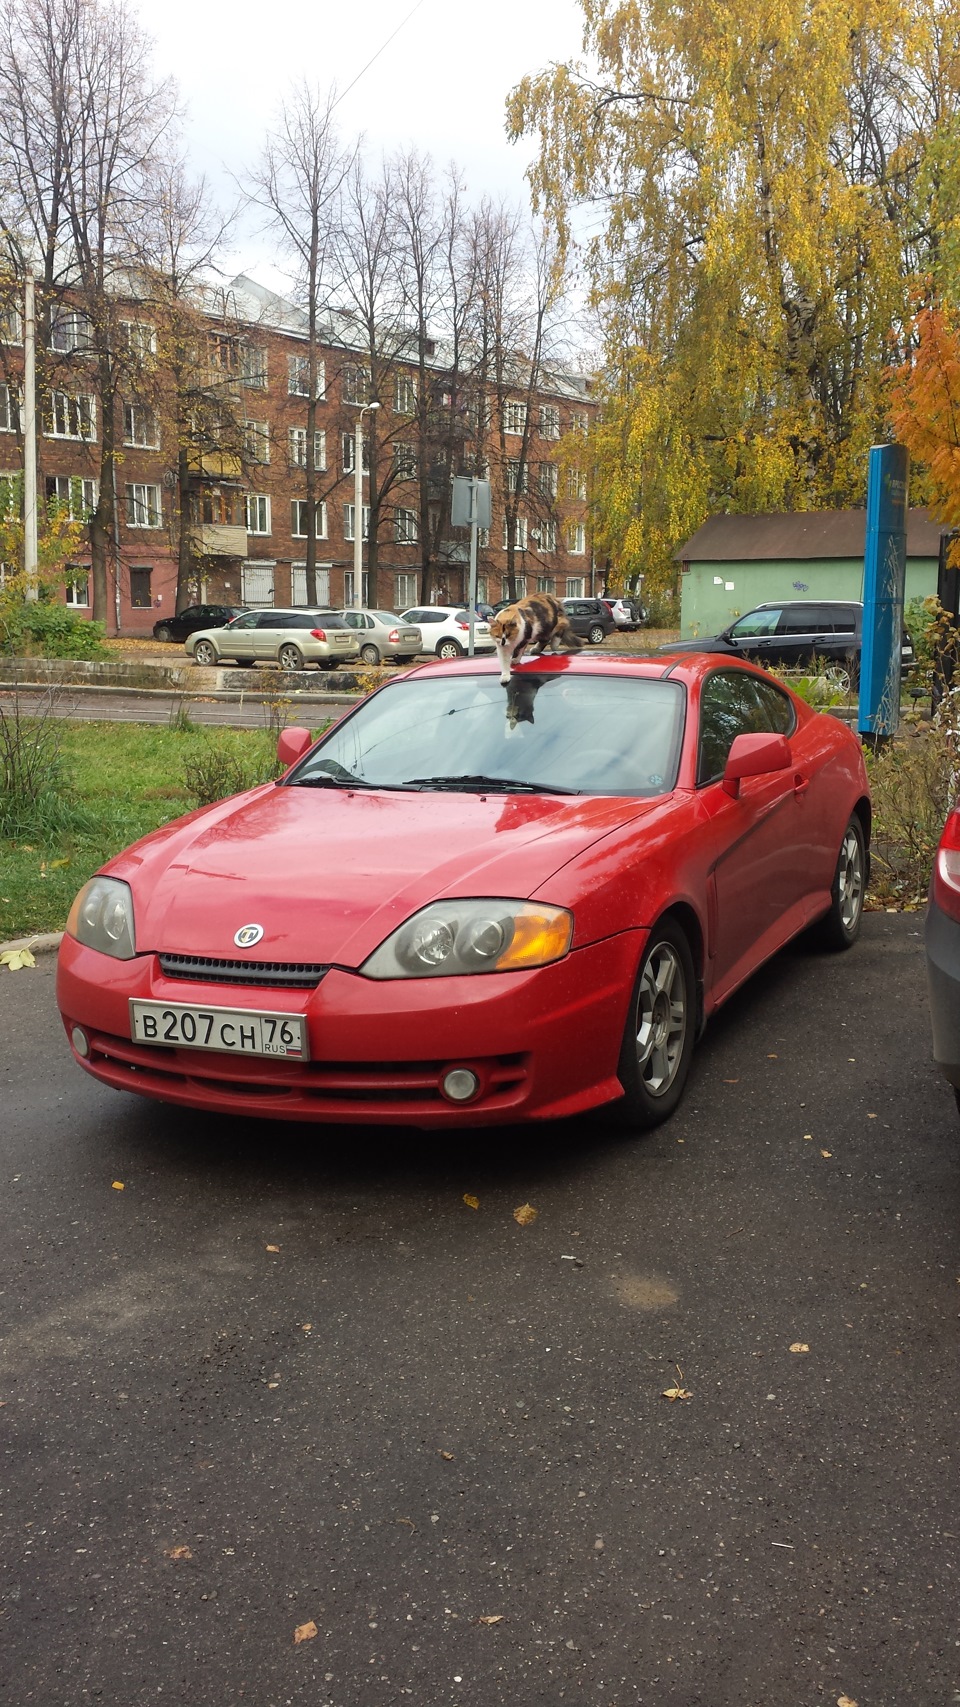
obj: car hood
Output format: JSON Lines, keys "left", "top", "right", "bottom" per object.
{"left": 109, "top": 783, "right": 660, "bottom": 967}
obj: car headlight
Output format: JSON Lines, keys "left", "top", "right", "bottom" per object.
{"left": 65, "top": 876, "right": 137, "bottom": 960}
{"left": 362, "top": 899, "right": 572, "bottom": 979}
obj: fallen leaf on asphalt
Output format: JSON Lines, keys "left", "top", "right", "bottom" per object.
{"left": 265, "top": 1244, "right": 280, "bottom": 1252}
{"left": 112, "top": 1181, "right": 124, "bottom": 1191}
{"left": 439, "top": 1450, "right": 454, "bottom": 1460}
{"left": 396, "top": 1517, "right": 416, "bottom": 1529}
{"left": 722, "top": 1078, "right": 739, "bottom": 1083}
{"left": 478, "top": 1615, "right": 503, "bottom": 1625}
{"left": 767, "top": 1053, "right": 778, "bottom": 1059}
{"left": 867, "top": 1113, "right": 877, "bottom": 1119}
{"left": 513, "top": 1203, "right": 538, "bottom": 1226}
{"left": 302, "top": 1323, "right": 312, "bottom": 1332}
{"left": 165, "top": 1545, "right": 192, "bottom": 1560}
{"left": 0, "top": 948, "right": 35, "bottom": 971}
{"left": 790, "top": 1343, "right": 810, "bottom": 1354}
{"left": 820, "top": 1149, "right": 832, "bottom": 1158}
{"left": 294, "top": 1621, "right": 318, "bottom": 1645}
{"left": 837, "top": 1696, "right": 858, "bottom": 1707}
{"left": 463, "top": 1194, "right": 480, "bottom": 1210}
{"left": 662, "top": 1364, "right": 692, "bottom": 1401}
{"left": 803, "top": 1133, "right": 813, "bottom": 1141}
{"left": 268, "top": 1381, "right": 280, "bottom": 1389}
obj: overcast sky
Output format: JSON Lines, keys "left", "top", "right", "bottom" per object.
{"left": 138, "top": 0, "right": 588, "bottom": 286}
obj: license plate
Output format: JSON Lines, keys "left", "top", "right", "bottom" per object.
{"left": 130, "top": 1000, "right": 308, "bottom": 1059}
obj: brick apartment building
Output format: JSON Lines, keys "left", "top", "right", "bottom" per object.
{"left": 0, "top": 273, "right": 597, "bottom": 634}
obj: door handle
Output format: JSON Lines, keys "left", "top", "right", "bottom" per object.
{"left": 794, "top": 772, "right": 810, "bottom": 796}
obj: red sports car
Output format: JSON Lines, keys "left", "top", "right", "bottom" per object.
{"left": 57, "top": 652, "right": 870, "bottom": 1130}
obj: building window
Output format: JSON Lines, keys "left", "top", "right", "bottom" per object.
{"left": 198, "top": 486, "right": 242, "bottom": 526}
{"left": 395, "top": 373, "right": 416, "bottom": 414}
{"left": 539, "top": 405, "right": 560, "bottom": 440}
{"left": 395, "top": 507, "right": 418, "bottom": 544}
{"left": 0, "top": 383, "right": 17, "bottom": 431}
{"left": 567, "top": 467, "right": 587, "bottom": 501}
{"left": 342, "top": 431, "right": 371, "bottom": 474}
{"left": 291, "top": 562, "right": 331, "bottom": 605}
{"left": 503, "top": 399, "right": 527, "bottom": 435}
{"left": 287, "top": 355, "right": 310, "bottom": 396}
{"left": 125, "top": 483, "right": 161, "bottom": 528}
{"left": 46, "top": 475, "right": 97, "bottom": 520}
{"left": 291, "top": 500, "right": 328, "bottom": 538}
{"left": 342, "top": 365, "right": 369, "bottom": 405}
{"left": 566, "top": 576, "right": 585, "bottom": 597}
{"left": 64, "top": 566, "right": 89, "bottom": 607}
{"left": 243, "top": 420, "right": 271, "bottom": 464}
{"left": 245, "top": 494, "right": 271, "bottom": 535}
{"left": 395, "top": 572, "right": 417, "bottom": 607}
{"left": 343, "top": 570, "right": 369, "bottom": 606}
{"left": 45, "top": 392, "right": 96, "bottom": 440}
{"left": 568, "top": 410, "right": 588, "bottom": 436}
{"left": 343, "top": 503, "right": 370, "bottom": 542}
{"left": 536, "top": 574, "right": 555, "bottom": 593}
{"left": 130, "top": 566, "right": 152, "bottom": 608}
{"left": 240, "top": 344, "right": 267, "bottom": 389}
{"left": 50, "top": 307, "right": 94, "bottom": 354}
{"left": 209, "top": 333, "right": 239, "bottom": 375}
{"left": 537, "top": 462, "right": 557, "bottom": 498}
{"left": 241, "top": 561, "right": 275, "bottom": 606}
{"left": 506, "top": 459, "right": 526, "bottom": 494}
{"left": 539, "top": 519, "right": 557, "bottom": 552}
{"left": 120, "top": 320, "right": 156, "bottom": 358}
{"left": 123, "top": 402, "right": 160, "bottom": 448}
{"left": 0, "top": 472, "right": 19, "bottom": 518}
{"left": 502, "top": 516, "right": 528, "bottom": 550}
{"left": 393, "top": 442, "right": 417, "bottom": 479}
{"left": 0, "top": 302, "right": 22, "bottom": 343}
{"left": 567, "top": 522, "right": 586, "bottom": 555}
{"left": 288, "top": 428, "right": 326, "bottom": 469}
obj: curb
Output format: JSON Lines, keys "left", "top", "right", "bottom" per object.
{"left": 0, "top": 679, "right": 362, "bottom": 707}
{"left": 1, "top": 930, "right": 63, "bottom": 958}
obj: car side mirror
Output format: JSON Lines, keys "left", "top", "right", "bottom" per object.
{"left": 277, "top": 727, "right": 313, "bottom": 769}
{"left": 722, "top": 732, "right": 791, "bottom": 798}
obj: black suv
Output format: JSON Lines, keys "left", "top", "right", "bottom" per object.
{"left": 153, "top": 604, "right": 245, "bottom": 643}
{"left": 662, "top": 599, "right": 915, "bottom": 683}
{"left": 560, "top": 597, "right": 617, "bottom": 643}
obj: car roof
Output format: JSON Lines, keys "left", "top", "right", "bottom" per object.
{"left": 393, "top": 650, "right": 781, "bottom": 687}
{"left": 751, "top": 599, "right": 862, "bottom": 610}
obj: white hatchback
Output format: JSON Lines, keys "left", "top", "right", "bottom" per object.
{"left": 400, "top": 605, "right": 495, "bottom": 659}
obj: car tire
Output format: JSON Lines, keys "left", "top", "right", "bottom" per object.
{"left": 360, "top": 643, "right": 381, "bottom": 665}
{"left": 193, "top": 640, "right": 217, "bottom": 667}
{"left": 614, "top": 917, "right": 696, "bottom": 1130}
{"left": 812, "top": 814, "right": 866, "bottom": 951}
{"left": 278, "top": 643, "right": 305, "bottom": 671}
{"left": 154, "top": 624, "right": 173, "bottom": 643}
{"left": 588, "top": 624, "right": 606, "bottom": 645}
{"left": 437, "top": 639, "right": 463, "bottom": 660}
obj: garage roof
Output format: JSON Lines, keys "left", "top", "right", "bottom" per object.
{"left": 675, "top": 507, "right": 944, "bottom": 562}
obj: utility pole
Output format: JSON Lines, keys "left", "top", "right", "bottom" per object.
{"left": 352, "top": 401, "right": 379, "bottom": 608}
{"left": 22, "top": 247, "right": 38, "bottom": 599}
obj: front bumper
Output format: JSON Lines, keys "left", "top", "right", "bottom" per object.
{"left": 57, "top": 930, "right": 644, "bottom": 1127}
{"left": 924, "top": 895, "right": 960, "bottom": 1086}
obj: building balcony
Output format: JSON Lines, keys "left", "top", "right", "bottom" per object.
{"left": 185, "top": 447, "right": 243, "bottom": 480}
{"left": 187, "top": 523, "right": 248, "bottom": 559}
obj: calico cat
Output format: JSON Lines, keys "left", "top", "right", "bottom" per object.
{"left": 489, "top": 592, "right": 582, "bottom": 683}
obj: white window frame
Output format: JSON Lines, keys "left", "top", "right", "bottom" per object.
{"left": 46, "top": 392, "right": 96, "bottom": 441}
{"left": 394, "top": 373, "right": 416, "bottom": 414}
{"left": 287, "top": 355, "right": 310, "bottom": 397}
{"left": 567, "top": 467, "right": 587, "bottom": 501}
{"left": 567, "top": 522, "right": 586, "bottom": 555}
{"left": 46, "top": 475, "right": 97, "bottom": 520}
{"left": 536, "top": 574, "right": 555, "bottom": 594}
{"left": 0, "top": 383, "right": 16, "bottom": 431}
{"left": 123, "top": 401, "right": 160, "bottom": 449}
{"left": 291, "top": 561, "right": 331, "bottom": 605}
{"left": 393, "top": 441, "right": 417, "bottom": 479}
{"left": 243, "top": 420, "right": 271, "bottom": 464}
{"left": 240, "top": 344, "right": 267, "bottom": 390}
{"left": 342, "top": 365, "right": 370, "bottom": 406}
{"left": 50, "top": 308, "right": 94, "bottom": 355}
{"left": 120, "top": 320, "right": 157, "bottom": 358}
{"left": 538, "top": 462, "right": 557, "bottom": 499}
{"left": 344, "top": 570, "right": 369, "bottom": 606}
{"left": 0, "top": 303, "right": 22, "bottom": 343}
{"left": 342, "top": 431, "right": 370, "bottom": 475}
{"left": 344, "top": 503, "right": 370, "bottom": 542}
{"left": 502, "top": 516, "right": 528, "bottom": 551}
{"left": 503, "top": 399, "right": 527, "bottom": 435}
{"left": 394, "top": 571, "right": 417, "bottom": 608}
{"left": 568, "top": 410, "right": 588, "bottom": 436}
{"left": 64, "top": 567, "right": 90, "bottom": 607}
{"left": 290, "top": 500, "right": 328, "bottom": 539}
{"left": 566, "top": 576, "right": 586, "bottom": 597}
{"left": 506, "top": 459, "right": 526, "bottom": 494}
{"left": 539, "top": 519, "right": 557, "bottom": 552}
{"left": 245, "top": 494, "right": 272, "bottom": 536}
{"left": 395, "top": 507, "right": 418, "bottom": 544}
{"left": 125, "top": 483, "right": 162, "bottom": 529}
{"left": 539, "top": 404, "right": 560, "bottom": 440}
{"left": 288, "top": 427, "right": 326, "bottom": 470}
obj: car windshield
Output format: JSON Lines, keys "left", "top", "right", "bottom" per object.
{"left": 729, "top": 608, "right": 781, "bottom": 638}
{"left": 287, "top": 671, "right": 685, "bottom": 796}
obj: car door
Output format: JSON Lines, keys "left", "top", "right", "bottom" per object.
{"left": 771, "top": 604, "right": 821, "bottom": 668}
{"left": 724, "top": 607, "right": 782, "bottom": 661}
{"left": 695, "top": 668, "right": 810, "bottom": 1002}
{"left": 218, "top": 611, "right": 259, "bottom": 659}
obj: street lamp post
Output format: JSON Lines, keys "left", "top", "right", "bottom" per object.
{"left": 352, "top": 400, "right": 379, "bottom": 609}
{"left": 21, "top": 244, "right": 40, "bottom": 600}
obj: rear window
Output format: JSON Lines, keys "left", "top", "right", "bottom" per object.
{"left": 308, "top": 612, "right": 351, "bottom": 630}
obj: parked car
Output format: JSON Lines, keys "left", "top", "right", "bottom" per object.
{"left": 400, "top": 605, "right": 495, "bottom": 658}
{"left": 925, "top": 800, "right": 960, "bottom": 1117}
{"left": 185, "top": 609, "right": 361, "bottom": 670}
{"left": 561, "top": 597, "right": 617, "bottom": 643}
{"left": 153, "top": 604, "right": 245, "bottom": 643}
{"left": 336, "top": 609, "right": 422, "bottom": 665}
{"left": 602, "top": 597, "right": 647, "bottom": 630}
{"left": 57, "top": 651, "right": 869, "bottom": 1134}
{"left": 659, "top": 599, "right": 915, "bottom": 686}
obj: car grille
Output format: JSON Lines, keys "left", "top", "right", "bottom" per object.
{"left": 158, "top": 954, "right": 328, "bottom": 990}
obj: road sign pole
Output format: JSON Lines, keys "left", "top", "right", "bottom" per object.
{"left": 468, "top": 479, "right": 478, "bottom": 658}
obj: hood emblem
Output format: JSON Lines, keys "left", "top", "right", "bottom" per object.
{"left": 234, "top": 923, "right": 265, "bottom": 948}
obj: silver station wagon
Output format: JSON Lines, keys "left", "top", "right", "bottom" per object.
{"left": 186, "top": 609, "right": 362, "bottom": 671}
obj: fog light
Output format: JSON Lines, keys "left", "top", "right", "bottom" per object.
{"left": 441, "top": 1067, "right": 479, "bottom": 1103}
{"left": 71, "top": 1026, "right": 90, "bottom": 1058}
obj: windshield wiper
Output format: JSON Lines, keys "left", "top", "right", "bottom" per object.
{"left": 404, "top": 773, "right": 579, "bottom": 795}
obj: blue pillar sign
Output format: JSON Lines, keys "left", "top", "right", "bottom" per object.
{"left": 858, "top": 444, "right": 909, "bottom": 738}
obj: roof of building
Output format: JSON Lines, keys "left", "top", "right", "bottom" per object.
{"left": 675, "top": 507, "right": 944, "bottom": 562}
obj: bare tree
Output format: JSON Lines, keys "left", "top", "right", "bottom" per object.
{"left": 245, "top": 83, "right": 353, "bottom": 605}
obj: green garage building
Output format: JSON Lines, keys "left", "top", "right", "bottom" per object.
{"left": 675, "top": 508, "right": 943, "bottom": 639}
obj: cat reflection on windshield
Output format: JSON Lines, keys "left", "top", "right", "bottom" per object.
{"left": 504, "top": 674, "right": 543, "bottom": 731}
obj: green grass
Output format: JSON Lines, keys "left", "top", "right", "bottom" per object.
{"left": 0, "top": 721, "right": 282, "bottom": 941}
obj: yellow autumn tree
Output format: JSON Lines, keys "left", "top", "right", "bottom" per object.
{"left": 508, "top": 0, "right": 960, "bottom": 599}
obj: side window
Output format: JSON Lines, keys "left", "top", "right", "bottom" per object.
{"left": 739, "top": 674, "right": 797, "bottom": 737}
{"left": 831, "top": 607, "right": 857, "bottom": 635}
{"left": 231, "top": 613, "right": 258, "bottom": 629}
{"left": 343, "top": 612, "right": 361, "bottom": 628}
{"left": 729, "top": 608, "right": 780, "bottom": 638}
{"left": 255, "top": 612, "right": 284, "bottom": 629}
{"left": 698, "top": 671, "right": 747, "bottom": 785}
{"left": 777, "top": 606, "right": 816, "bottom": 635}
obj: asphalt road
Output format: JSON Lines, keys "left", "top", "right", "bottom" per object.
{"left": 1, "top": 915, "right": 958, "bottom": 1706}
{"left": 0, "top": 685, "right": 350, "bottom": 730}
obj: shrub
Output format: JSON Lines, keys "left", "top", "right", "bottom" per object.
{"left": 182, "top": 736, "right": 279, "bottom": 808}
{"left": 0, "top": 602, "right": 108, "bottom": 660}
{"left": 865, "top": 698, "right": 959, "bottom": 904}
{"left": 0, "top": 686, "right": 89, "bottom": 839}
